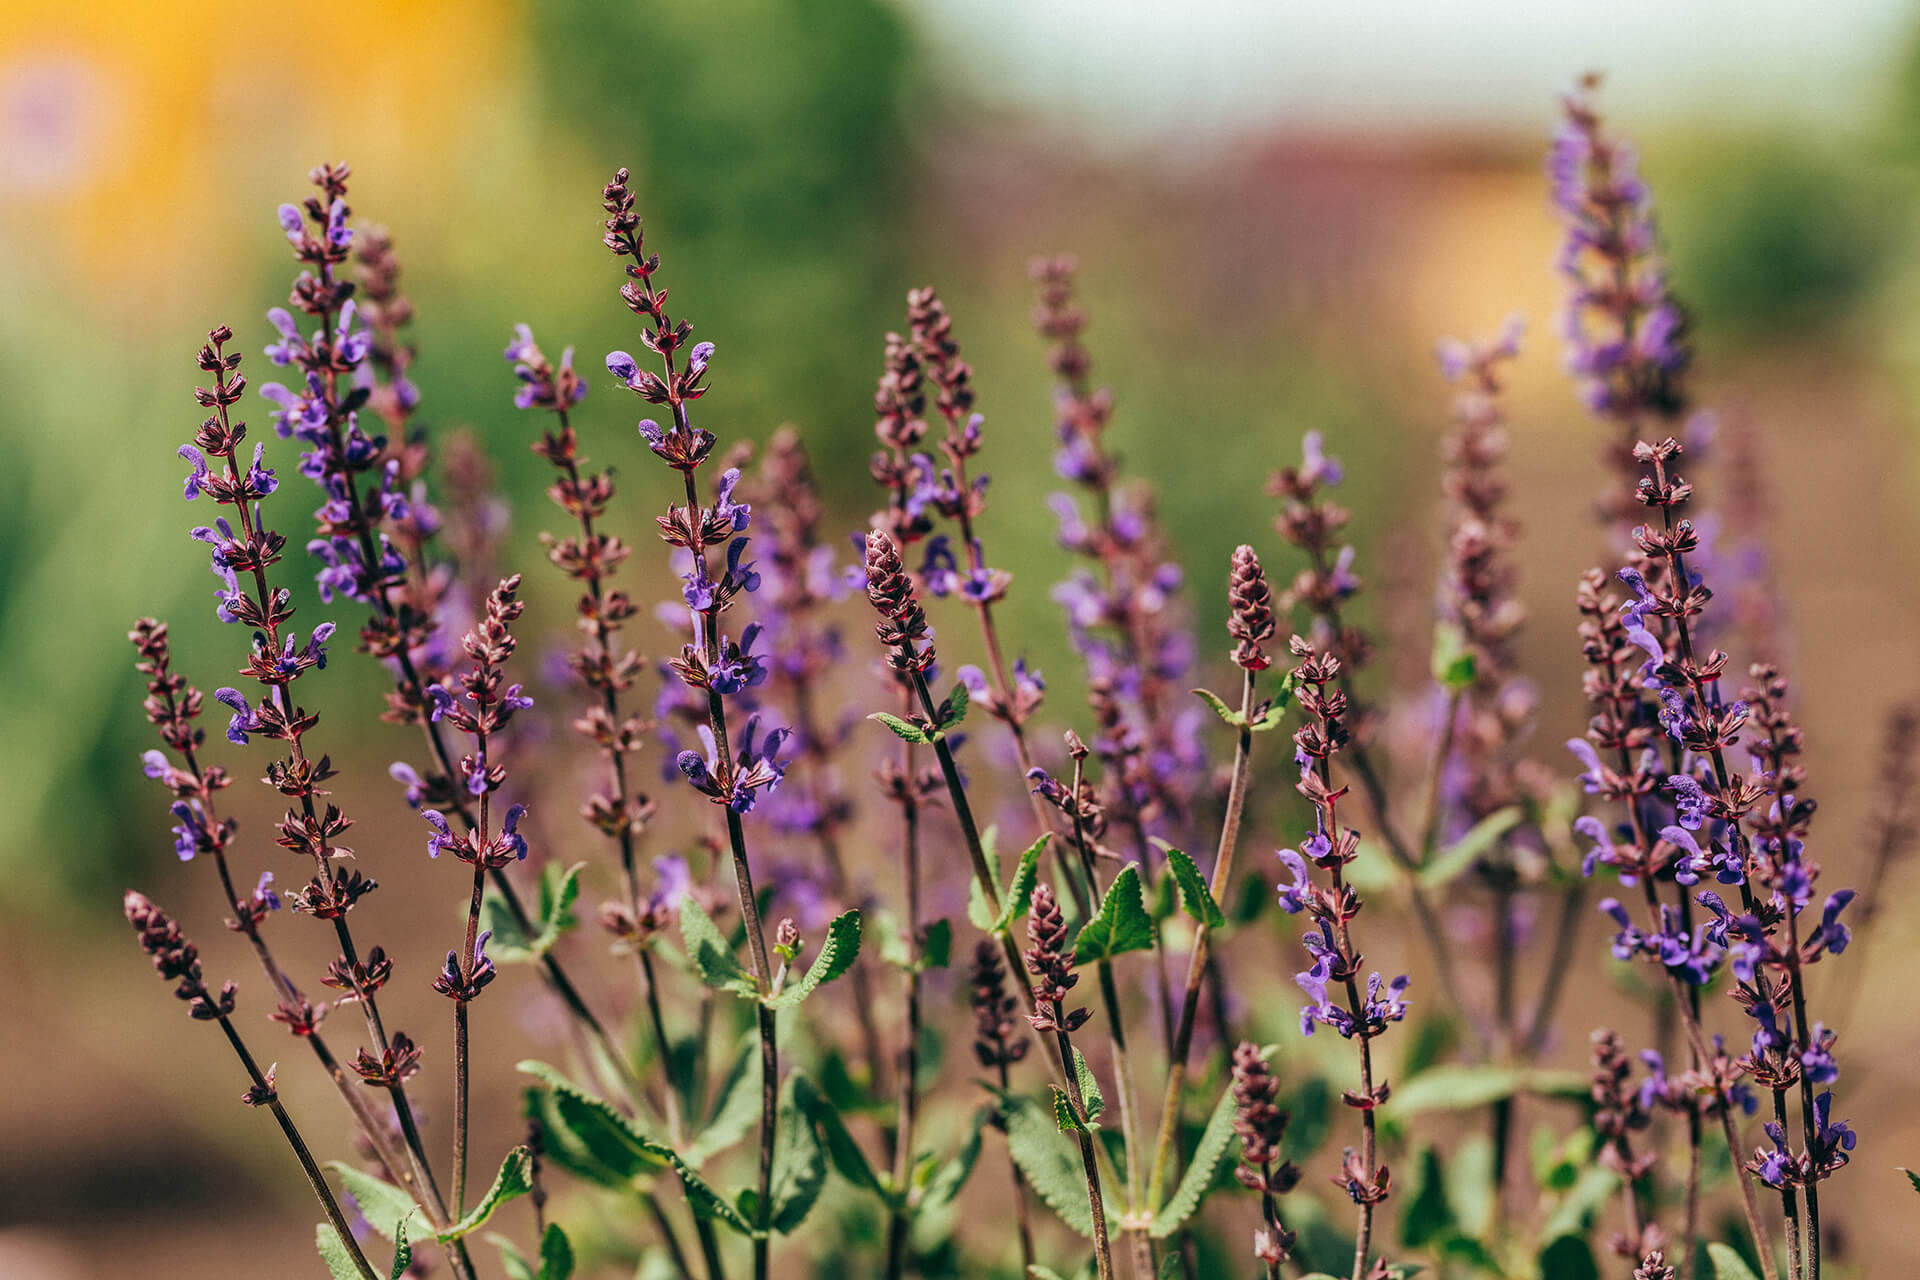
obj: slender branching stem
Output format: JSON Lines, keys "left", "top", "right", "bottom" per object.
{"left": 884, "top": 706, "right": 923, "bottom": 1280}
{"left": 217, "top": 1015, "right": 378, "bottom": 1280}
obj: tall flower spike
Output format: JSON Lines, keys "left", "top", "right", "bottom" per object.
{"left": 863, "top": 529, "right": 936, "bottom": 673}
{"left": 1228, "top": 544, "right": 1276, "bottom": 672}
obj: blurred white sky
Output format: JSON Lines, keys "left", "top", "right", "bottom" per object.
{"left": 917, "top": 0, "right": 1919, "bottom": 141}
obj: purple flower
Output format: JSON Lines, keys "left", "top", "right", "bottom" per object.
{"left": 214, "top": 687, "right": 255, "bottom": 745}
{"left": 713, "top": 468, "right": 751, "bottom": 532}
{"left": 500, "top": 804, "right": 529, "bottom": 860}
{"left": 169, "top": 800, "right": 209, "bottom": 861}
{"left": 425, "top": 684, "right": 456, "bottom": 722}
{"left": 422, "top": 809, "right": 459, "bottom": 859}
{"left": 1300, "top": 430, "right": 1343, "bottom": 488}
{"left": 179, "top": 446, "right": 211, "bottom": 500}
{"left": 1566, "top": 738, "right": 1605, "bottom": 794}
{"left": 389, "top": 762, "right": 428, "bottom": 809}
{"left": 1275, "top": 848, "right": 1312, "bottom": 914}
{"left": 1806, "top": 890, "right": 1854, "bottom": 959}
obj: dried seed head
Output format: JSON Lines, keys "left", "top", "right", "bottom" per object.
{"left": 1228, "top": 544, "right": 1276, "bottom": 671}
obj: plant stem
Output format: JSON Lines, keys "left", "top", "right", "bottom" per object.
{"left": 996, "top": 1056, "right": 1038, "bottom": 1275}
{"left": 1053, "top": 1024, "right": 1116, "bottom": 1280}
{"left": 217, "top": 1015, "right": 378, "bottom": 1280}
{"left": 1147, "top": 668, "right": 1254, "bottom": 1211}
{"left": 884, "top": 721, "right": 923, "bottom": 1280}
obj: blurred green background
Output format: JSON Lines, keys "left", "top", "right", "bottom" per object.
{"left": 9, "top": 0, "right": 1920, "bottom": 1274}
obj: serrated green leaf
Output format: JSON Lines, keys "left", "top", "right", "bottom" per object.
{"left": 518, "top": 1061, "right": 673, "bottom": 1185}
{"left": 1003, "top": 1092, "right": 1095, "bottom": 1238}
{"left": 925, "top": 1106, "right": 990, "bottom": 1208}
{"left": 869, "top": 711, "right": 931, "bottom": 743}
{"left": 679, "top": 1158, "right": 754, "bottom": 1235}
{"left": 1903, "top": 1166, "right": 1920, "bottom": 1193}
{"left": 316, "top": 1223, "right": 373, "bottom": 1280}
{"left": 481, "top": 891, "right": 540, "bottom": 963}
{"left": 679, "top": 896, "right": 755, "bottom": 994}
{"left": 684, "top": 1041, "right": 760, "bottom": 1168}
{"left": 1418, "top": 807, "right": 1523, "bottom": 887}
{"left": 792, "top": 1071, "right": 886, "bottom": 1197}
{"left": 1072, "top": 864, "right": 1155, "bottom": 964}
{"left": 770, "top": 1073, "right": 828, "bottom": 1233}
{"left": 1150, "top": 1077, "right": 1237, "bottom": 1237}
{"left": 941, "top": 681, "right": 970, "bottom": 730}
{"left": 1070, "top": 1048, "right": 1105, "bottom": 1124}
{"left": 535, "top": 862, "right": 586, "bottom": 949}
{"left": 1432, "top": 623, "right": 1476, "bottom": 690}
{"left": 992, "top": 835, "right": 1049, "bottom": 934}
{"left": 437, "top": 1147, "right": 533, "bottom": 1241}
{"left": 1538, "top": 1236, "right": 1599, "bottom": 1280}
{"left": 1191, "top": 686, "right": 1244, "bottom": 728}
{"left": 327, "top": 1163, "right": 423, "bottom": 1242}
{"left": 1162, "top": 848, "right": 1225, "bottom": 929}
{"left": 1707, "top": 1242, "right": 1762, "bottom": 1280}
{"left": 388, "top": 1220, "right": 412, "bottom": 1280}
{"left": 1051, "top": 1085, "right": 1091, "bottom": 1135}
{"left": 967, "top": 874, "right": 996, "bottom": 932}
{"left": 766, "top": 909, "right": 861, "bottom": 1009}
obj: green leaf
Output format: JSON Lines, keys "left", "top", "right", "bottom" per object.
{"left": 869, "top": 711, "right": 930, "bottom": 743}
{"left": 1397, "top": 1147, "right": 1453, "bottom": 1247}
{"left": 1071, "top": 864, "right": 1155, "bottom": 964}
{"left": 991, "top": 835, "right": 1050, "bottom": 934}
{"left": 1707, "top": 1242, "right": 1762, "bottom": 1280}
{"left": 1389, "top": 1064, "right": 1586, "bottom": 1115}
{"left": 770, "top": 1074, "right": 828, "bottom": 1233}
{"left": 925, "top": 1106, "right": 990, "bottom": 1208}
{"left": 326, "top": 1163, "right": 422, "bottom": 1242}
{"left": 480, "top": 892, "right": 539, "bottom": 964}
{"left": 536, "top": 1224, "right": 573, "bottom": 1280}
{"left": 1417, "top": 807, "right": 1523, "bottom": 888}
{"left": 1541, "top": 1164, "right": 1618, "bottom": 1241}
{"left": 518, "top": 1061, "right": 672, "bottom": 1185}
{"left": 1247, "top": 677, "right": 1296, "bottom": 733}
{"left": 1903, "top": 1166, "right": 1920, "bottom": 1194}
{"left": 1162, "top": 848, "right": 1225, "bottom": 929}
{"left": 1537, "top": 1236, "right": 1599, "bottom": 1280}
{"left": 536, "top": 862, "right": 585, "bottom": 948}
{"left": 1431, "top": 623, "right": 1476, "bottom": 690}
{"left": 1157, "top": 1256, "right": 1182, "bottom": 1280}
{"left": 766, "top": 909, "right": 862, "bottom": 1008}
{"left": 1072, "top": 1048, "right": 1105, "bottom": 1124}
{"left": 792, "top": 1071, "right": 886, "bottom": 1197}
{"left": 920, "top": 918, "right": 953, "bottom": 970}
{"left": 487, "top": 1233, "right": 535, "bottom": 1280}
{"left": 1191, "top": 687, "right": 1244, "bottom": 728}
{"left": 388, "top": 1220, "right": 412, "bottom": 1280}
{"left": 1051, "top": 1085, "right": 1091, "bottom": 1135}
{"left": 1150, "top": 1077, "right": 1237, "bottom": 1237}
{"left": 941, "top": 681, "right": 970, "bottom": 730}
{"left": 1003, "top": 1091, "right": 1096, "bottom": 1238}
{"left": 437, "top": 1147, "right": 533, "bottom": 1241}
{"left": 678, "top": 1158, "right": 754, "bottom": 1235}
{"left": 1444, "top": 1136, "right": 1495, "bottom": 1239}
{"left": 685, "top": 1041, "right": 761, "bottom": 1168}
{"left": 679, "top": 897, "right": 755, "bottom": 995}
{"left": 316, "top": 1224, "right": 372, "bottom": 1280}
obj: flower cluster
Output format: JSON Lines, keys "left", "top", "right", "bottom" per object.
{"left": 1231, "top": 1041, "right": 1299, "bottom": 1271}
{"left": 1032, "top": 257, "right": 1201, "bottom": 837}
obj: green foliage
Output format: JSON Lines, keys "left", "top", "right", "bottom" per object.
{"left": 792, "top": 1071, "right": 887, "bottom": 1199}
{"left": 770, "top": 1074, "right": 828, "bottom": 1233}
{"left": 1903, "top": 1166, "right": 1920, "bottom": 1193}
{"left": 679, "top": 897, "right": 755, "bottom": 995}
{"left": 315, "top": 1224, "right": 369, "bottom": 1280}
{"left": 326, "top": 1162, "right": 422, "bottom": 1240}
{"left": 491, "top": 1226, "right": 574, "bottom": 1280}
{"left": 1150, "top": 1077, "right": 1238, "bottom": 1237}
{"left": 1388, "top": 1064, "right": 1586, "bottom": 1115}
{"left": 924, "top": 1107, "right": 990, "bottom": 1209}
{"left": 1071, "top": 864, "right": 1155, "bottom": 964}
{"left": 969, "top": 833, "right": 1048, "bottom": 935}
{"left": 388, "top": 1220, "right": 412, "bottom": 1279}
{"left": 869, "top": 711, "right": 931, "bottom": 744}
{"left": 1707, "top": 1242, "right": 1763, "bottom": 1280}
{"left": 1002, "top": 1091, "right": 1097, "bottom": 1238}
{"left": 1072, "top": 1048, "right": 1106, "bottom": 1125}
{"left": 880, "top": 915, "right": 951, "bottom": 973}
{"left": 766, "top": 908, "right": 861, "bottom": 1008}
{"left": 1398, "top": 1147, "right": 1452, "bottom": 1248}
{"left": 1431, "top": 623, "right": 1477, "bottom": 690}
{"left": 1539, "top": 1235, "right": 1600, "bottom": 1280}
{"left": 1418, "top": 808, "right": 1522, "bottom": 888}
{"left": 938, "top": 681, "right": 969, "bottom": 731}
{"left": 1051, "top": 1085, "right": 1092, "bottom": 1136}
{"left": 685, "top": 1041, "right": 761, "bottom": 1168}
{"left": 1162, "top": 847, "right": 1225, "bottom": 928}
{"left": 519, "top": 1061, "right": 671, "bottom": 1186}
{"left": 439, "top": 1147, "right": 534, "bottom": 1241}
